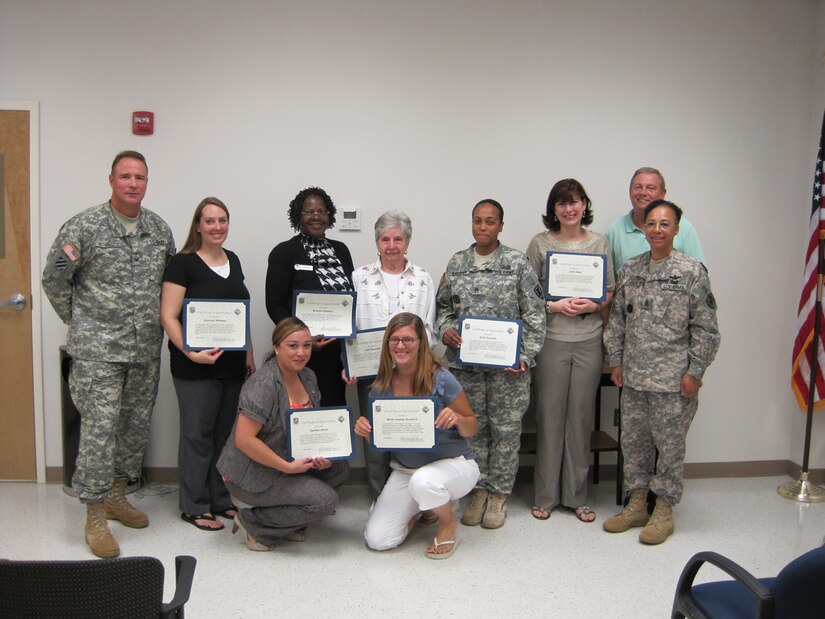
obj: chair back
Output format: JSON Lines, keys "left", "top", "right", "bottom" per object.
{"left": 772, "top": 546, "right": 825, "bottom": 618}
{"left": 0, "top": 555, "right": 165, "bottom": 618}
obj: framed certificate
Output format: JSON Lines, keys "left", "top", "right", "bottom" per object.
{"left": 286, "top": 406, "right": 354, "bottom": 461}
{"left": 182, "top": 299, "right": 250, "bottom": 350}
{"left": 545, "top": 251, "right": 607, "bottom": 302}
{"left": 343, "top": 327, "right": 385, "bottom": 379}
{"left": 457, "top": 315, "right": 522, "bottom": 369}
{"left": 292, "top": 290, "right": 356, "bottom": 338}
{"left": 369, "top": 397, "right": 437, "bottom": 451}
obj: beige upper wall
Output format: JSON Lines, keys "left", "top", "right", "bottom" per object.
{"left": 1, "top": 0, "right": 823, "bottom": 468}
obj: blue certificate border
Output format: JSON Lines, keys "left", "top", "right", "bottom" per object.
{"left": 291, "top": 289, "right": 357, "bottom": 338}
{"left": 368, "top": 396, "right": 438, "bottom": 452}
{"left": 343, "top": 326, "right": 386, "bottom": 380}
{"left": 544, "top": 251, "right": 607, "bottom": 302}
{"left": 286, "top": 405, "right": 354, "bottom": 461}
{"left": 456, "top": 315, "right": 523, "bottom": 370}
{"left": 182, "top": 298, "right": 250, "bottom": 351}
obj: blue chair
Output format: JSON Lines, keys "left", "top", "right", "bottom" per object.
{"left": 671, "top": 546, "right": 825, "bottom": 618}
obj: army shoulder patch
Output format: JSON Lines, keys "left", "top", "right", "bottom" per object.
{"left": 61, "top": 242, "right": 80, "bottom": 262}
{"left": 706, "top": 293, "right": 716, "bottom": 309}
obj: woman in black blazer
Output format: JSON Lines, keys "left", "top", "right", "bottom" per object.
{"left": 265, "top": 187, "right": 354, "bottom": 406}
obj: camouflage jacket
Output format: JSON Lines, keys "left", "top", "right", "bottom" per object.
{"left": 434, "top": 243, "right": 546, "bottom": 370}
{"left": 603, "top": 250, "right": 720, "bottom": 392}
{"left": 42, "top": 202, "right": 175, "bottom": 362}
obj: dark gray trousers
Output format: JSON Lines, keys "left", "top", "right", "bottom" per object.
{"left": 225, "top": 462, "right": 349, "bottom": 546}
{"left": 173, "top": 376, "right": 243, "bottom": 515}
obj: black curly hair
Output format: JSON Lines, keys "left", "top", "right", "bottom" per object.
{"left": 287, "top": 186, "right": 337, "bottom": 231}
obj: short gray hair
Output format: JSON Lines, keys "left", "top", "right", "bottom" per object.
{"left": 629, "top": 167, "right": 666, "bottom": 192}
{"left": 374, "top": 210, "right": 413, "bottom": 243}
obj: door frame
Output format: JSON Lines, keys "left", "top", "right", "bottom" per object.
{"left": 1, "top": 101, "right": 45, "bottom": 482}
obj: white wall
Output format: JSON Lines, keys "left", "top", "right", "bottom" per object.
{"left": 2, "top": 0, "right": 823, "bottom": 470}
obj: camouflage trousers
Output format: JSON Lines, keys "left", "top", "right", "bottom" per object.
{"left": 620, "top": 386, "right": 698, "bottom": 505}
{"left": 69, "top": 358, "right": 161, "bottom": 502}
{"left": 451, "top": 368, "right": 531, "bottom": 495}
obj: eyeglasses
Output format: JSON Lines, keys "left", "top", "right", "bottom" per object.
{"left": 301, "top": 210, "right": 329, "bottom": 218}
{"left": 388, "top": 337, "right": 418, "bottom": 346}
{"left": 645, "top": 220, "right": 674, "bottom": 231}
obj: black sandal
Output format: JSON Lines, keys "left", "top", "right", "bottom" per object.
{"left": 214, "top": 504, "right": 238, "bottom": 519}
{"left": 181, "top": 512, "right": 225, "bottom": 531}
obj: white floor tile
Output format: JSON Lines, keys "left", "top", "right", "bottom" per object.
{"left": 1, "top": 477, "right": 823, "bottom": 618}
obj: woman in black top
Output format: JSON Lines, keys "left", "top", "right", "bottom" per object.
{"left": 265, "top": 187, "right": 354, "bottom": 407}
{"left": 161, "top": 197, "right": 255, "bottom": 531}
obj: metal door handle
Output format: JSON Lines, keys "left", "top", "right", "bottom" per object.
{"left": 1, "top": 293, "right": 26, "bottom": 311}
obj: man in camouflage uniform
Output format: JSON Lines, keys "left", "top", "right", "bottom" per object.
{"left": 603, "top": 199, "right": 719, "bottom": 544}
{"left": 435, "top": 199, "right": 545, "bottom": 529}
{"left": 42, "top": 151, "right": 175, "bottom": 558}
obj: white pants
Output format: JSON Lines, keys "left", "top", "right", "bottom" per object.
{"left": 364, "top": 456, "right": 480, "bottom": 551}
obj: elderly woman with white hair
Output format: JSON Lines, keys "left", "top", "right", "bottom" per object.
{"left": 344, "top": 210, "right": 437, "bottom": 501}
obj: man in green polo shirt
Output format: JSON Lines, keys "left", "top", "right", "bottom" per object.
{"left": 605, "top": 167, "right": 705, "bottom": 271}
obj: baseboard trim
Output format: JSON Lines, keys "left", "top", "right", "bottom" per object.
{"left": 785, "top": 462, "right": 825, "bottom": 484}
{"left": 684, "top": 460, "right": 790, "bottom": 479}
{"left": 521, "top": 460, "right": 824, "bottom": 484}
{"left": 44, "top": 461, "right": 825, "bottom": 487}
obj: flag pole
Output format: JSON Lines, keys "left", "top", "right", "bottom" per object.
{"left": 778, "top": 235, "right": 825, "bottom": 503}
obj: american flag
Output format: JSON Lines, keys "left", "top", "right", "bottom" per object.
{"left": 791, "top": 111, "right": 825, "bottom": 413}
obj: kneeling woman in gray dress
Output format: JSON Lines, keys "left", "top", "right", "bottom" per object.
{"left": 217, "top": 317, "right": 348, "bottom": 551}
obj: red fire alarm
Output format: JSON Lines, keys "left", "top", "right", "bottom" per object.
{"left": 132, "top": 111, "right": 154, "bottom": 135}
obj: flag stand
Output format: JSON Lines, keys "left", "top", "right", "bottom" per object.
{"left": 779, "top": 237, "right": 825, "bottom": 503}
{"left": 777, "top": 471, "right": 825, "bottom": 502}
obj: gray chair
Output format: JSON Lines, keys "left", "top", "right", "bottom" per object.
{"left": 0, "top": 554, "right": 196, "bottom": 618}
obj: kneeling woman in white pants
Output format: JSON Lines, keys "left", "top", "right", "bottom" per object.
{"left": 354, "top": 312, "right": 479, "bottom": 559}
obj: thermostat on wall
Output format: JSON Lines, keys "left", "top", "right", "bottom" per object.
{"left": 339, "top": 207, "right": 361, "bottom": 231}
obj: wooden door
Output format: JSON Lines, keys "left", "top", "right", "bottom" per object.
{"left": 0, "top": 108, "right": 36, "bottom": 480}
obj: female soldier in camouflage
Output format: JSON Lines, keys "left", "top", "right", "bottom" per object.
{"left": 435, "top": 199, "right": 545, "bottom": 529}
{"left": 603, "top": 199, "right": 719, "bottom": 545}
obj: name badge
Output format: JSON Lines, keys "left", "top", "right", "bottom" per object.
{"left": 294, "top": 263, "right": 314, "bottom": 272}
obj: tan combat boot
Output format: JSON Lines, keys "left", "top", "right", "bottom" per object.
{"left": 481, "top": 493, "right": 507, "bottom": 529}
{"left": 603, "top": 488, "right": 649, "bottom": 533}
{"left": 639, "top": 497, "right": 674, "bottom": 545}
{"left": 461, "top": 488, "right": 488, "bottom": 526}
{"left": 104, "top": 477, "right": 149, "bottom": 528}
{"left": 85, "top": 500, "right": 120, "bottom": 558}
